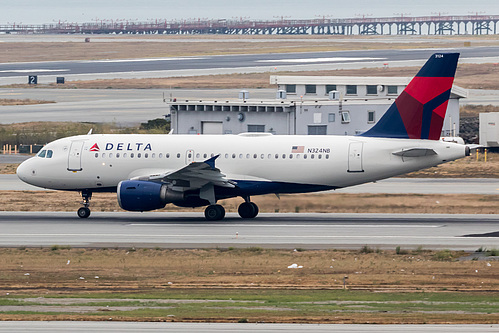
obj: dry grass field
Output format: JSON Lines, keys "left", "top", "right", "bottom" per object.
{"left": 0, "top": 248, "right": 497, "bottom": 323}
{"left": 0, "top": 190, "right": 497, "bottom": 215}
{"left": 1, "top": 35, "right": 494, "bottom": 63}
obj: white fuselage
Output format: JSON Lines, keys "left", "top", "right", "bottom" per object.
{"left": 17, "top": 133, "right": 467, "bottom": 194}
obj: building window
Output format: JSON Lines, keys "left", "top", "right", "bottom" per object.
{"left": 305, "top": 85, "right": 316, "bottom": 94}
{"left": 368, "top": 110, "right": 376, "bottom": 124}
{"left": 366, "top": 85, "right": 377, "bottom": 95}
{"left": 341, "top": 111, "right": 351, "bottom": 123}
{"left": 346, "top": 85, "right": 357, "bottom": 95}
{"left": 286, "top": 84, "right": 296, "bottom": 94}
{"left": 387, "top": 85, "right": 398, "bottom": 95}
{"left": 328, "top": 113, "right": 336, "bottom": 122}
{"left": 325, "top": 85, "right": 337, "bottom": 94}
{"left": 308, "top": 125, "right": 327, "bottom": 135}
{"left": 247, "top": 125, "right": 265, "bottom": 132}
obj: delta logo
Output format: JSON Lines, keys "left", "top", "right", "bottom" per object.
{"left": 89, "top": 143, "right": 100, "bottom": 152}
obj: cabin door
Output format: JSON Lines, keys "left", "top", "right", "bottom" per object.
{"left": 68, "top": 141, "right": 84, "bottom": 171}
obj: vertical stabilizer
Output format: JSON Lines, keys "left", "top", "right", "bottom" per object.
{"left": 361, "top": 53, "right": 459, "bottom": 140}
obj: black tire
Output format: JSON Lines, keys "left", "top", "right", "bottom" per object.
{"left": 249, "top": 202, "right": 259, "bottom": 218}
{"left": 238, "top": 202, "right": 258, "bottom": 219}
{"left": 77, "top": 207, "right": 91, "bottom": 219}
{"left": 204, "top": 204, "right": 225, "bottom": 221}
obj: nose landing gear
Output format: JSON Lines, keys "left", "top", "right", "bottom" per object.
{"left": 77, "top": 190, "right": 92, "bottom": 218}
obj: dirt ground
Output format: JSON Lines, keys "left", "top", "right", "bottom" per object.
{"left": 0, "top": 190, "right": 497, "bottom": 215}
{"left": 0, "top": 248, "right": 497, "bottom": 293}
{"left": 1, "top": 35, "right": 494, "bottom": 63}
{"left": 0, "top": 248, "right": 497, "bottom": 323}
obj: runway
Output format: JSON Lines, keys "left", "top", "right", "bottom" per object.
{"left": 0, "top": 212, "right": 497, "bottom": 250}
{"left": 0, "top": 322, "right": 497, "bottom": 333}
{"left": 2, "top": 47, "right": 499, "bottom": 84}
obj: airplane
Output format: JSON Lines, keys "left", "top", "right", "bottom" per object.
{"left": 16, "top": 53, "right": 470, "bottom": 221}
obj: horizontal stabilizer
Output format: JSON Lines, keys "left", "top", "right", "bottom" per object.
{"left": 392, "top": 148, "right": 437, "bottom": 157}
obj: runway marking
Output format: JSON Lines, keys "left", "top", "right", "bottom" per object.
{"left": 0, "top": 234, "right": 468, "bottom": 239}
{"left": 256, "top": 57, "right": 384, "bottom": 63}
{"left": 0, "top": 69, "right": 69, "bottom": 73}
{"left": 130, "top": 224, "right": 443, "bottom": 228}
{"left": 82, "top": 57, "right": 205, "bottom": 63}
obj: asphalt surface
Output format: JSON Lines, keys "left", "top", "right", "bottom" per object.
{"left": 0, "top": 322, "right": 497, "bottom": 333}
{"left": 2, "top": 47, "right": 499, "bottom": 84}
{"left": 0, "top": 212, "right": 497, "bottom": 250}
{"left": 0, "top": 88, "right": 276, "bottom": 124}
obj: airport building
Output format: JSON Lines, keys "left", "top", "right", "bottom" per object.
{"left": 167, "top": 76, "right": 467, "bottom": 136}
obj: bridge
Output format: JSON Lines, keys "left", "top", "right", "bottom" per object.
{"left": 1, "top": 15, "right": 499, "bottom": 35}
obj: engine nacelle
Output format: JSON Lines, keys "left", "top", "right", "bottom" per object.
{"left": 117, "top": 180, "right": 184, "bottom": 212}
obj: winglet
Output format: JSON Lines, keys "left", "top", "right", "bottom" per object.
{"left": 204, "top": 155, "right": 219, "bottom": 169}
{"left": 361, "top": 53, "right": 459, "bottom": 140}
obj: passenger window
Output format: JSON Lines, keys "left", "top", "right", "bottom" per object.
{"left": 137, "top": 153, "right": 141, "bottom": 158}
{"left": 203, "top": 153, "right": 207, "bottom": 158}
{"left": 145, "top": 153, "right": 148, "bottom": 158}
{"left": 225, "top": 153, "right": 229, "bottom": 159}
{"left": 282, "top": 154, "right": 286, "bottom": 159}
{"left": 109, "top": 153, "right": 113, "bottom": 158}
{"left": 318, "top": 154, "right": 322, "bottom": 159}
{"left": 253, "top": 154, "right": 257, "bottom": 159}
{"left": 130, "top": 153, "right": 134, "bottom": 158}
{"left": 123, "top": 153, "right": 127, "bottom": 158}
{"left": 177, "top": 153, "right": 181, "bottom": 158}
{"left": 275, "top": 154, "right": 279, "bottom": 159}
{"left": 232, "top": 153, "right": 236, "bottom": 159}
{"left": 268, "top": 154, "right": 271, "bottom": 159}
{"left": 260, "top": 154, "right": 264, "bottom": 159}
{"left": 116, "top": 153, "right": 120, "bottom": 158}
{"left": 159, "top": 153, "right": 163, "bottom": 158}
{"left": 152, "top": 153, "right": 155, "bottom": 158}
{"left": 246, "top": 154, "right": 250, "bottom": 159}
{"left": 166, "top": 153, "right": 170, "bottom": 158}
{"left": 101, "top": 153, "right": 106, "bottom": 158}
{"left": 289, "top": 154, "right": 293, "bottom": 159}
{"left": 38, "top": 150, "right": 46, "bottom": 158}
{"left": 311, "top": 154, "right": 315, "bottom": 159}
{"left": 95, "top": 153, "right": 98, "bottom": 158}
{"left": 239, "top": 154, "right": 243, "bottom": 159}
{"left": 326, "top": 154, "right": 329, "bottom": 159}
{"left": 304, "top": 154, "right": 308, "bottom": 159}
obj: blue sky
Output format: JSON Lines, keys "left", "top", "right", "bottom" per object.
{"left": 3, "top": 0, "right": 499, "bottom": 24}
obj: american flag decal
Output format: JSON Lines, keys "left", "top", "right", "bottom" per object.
{"left": 291, "top": 146, "right": 304, "bottom": 153}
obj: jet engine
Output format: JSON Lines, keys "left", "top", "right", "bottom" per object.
{"left": 117, "top": 180, "right": 184, "bottom": 212}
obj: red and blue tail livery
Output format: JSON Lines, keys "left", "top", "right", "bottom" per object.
{"left": 362, "top": 53, "right": 459, "bottom": 140}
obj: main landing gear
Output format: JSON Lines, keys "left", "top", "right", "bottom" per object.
{"left": 204, "top": 197, "right": 259, "bottom": 221}
{"left": 77, "top": 190, "right": 92, "bottom": 219}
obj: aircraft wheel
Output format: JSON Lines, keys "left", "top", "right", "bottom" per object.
{"left": 238, "top": 202, "right": 259, "bottom": 219}
{"left": 204, "top": 204, "right": 225, "bottom": 221}
{"left": 77, "top": 207, "right": 91, "bottom": 219}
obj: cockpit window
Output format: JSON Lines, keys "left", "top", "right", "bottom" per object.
{"left": 37, "top": 149, "right": 53, "bottom": 158}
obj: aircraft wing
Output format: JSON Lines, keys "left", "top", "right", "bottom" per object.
{"left": 131, "top": 155, "right": 236, "bottom": 190}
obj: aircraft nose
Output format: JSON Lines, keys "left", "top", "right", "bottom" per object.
{"left": 16, "top": 159, "right": 35, "bottom": 183}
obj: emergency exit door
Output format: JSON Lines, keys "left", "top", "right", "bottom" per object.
{"left": 348, "top": 142, "right": 364, "bottom": 173}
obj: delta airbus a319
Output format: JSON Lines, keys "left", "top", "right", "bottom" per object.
{"left": 17, "top": 53, "right": 470, "bottom": 221}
